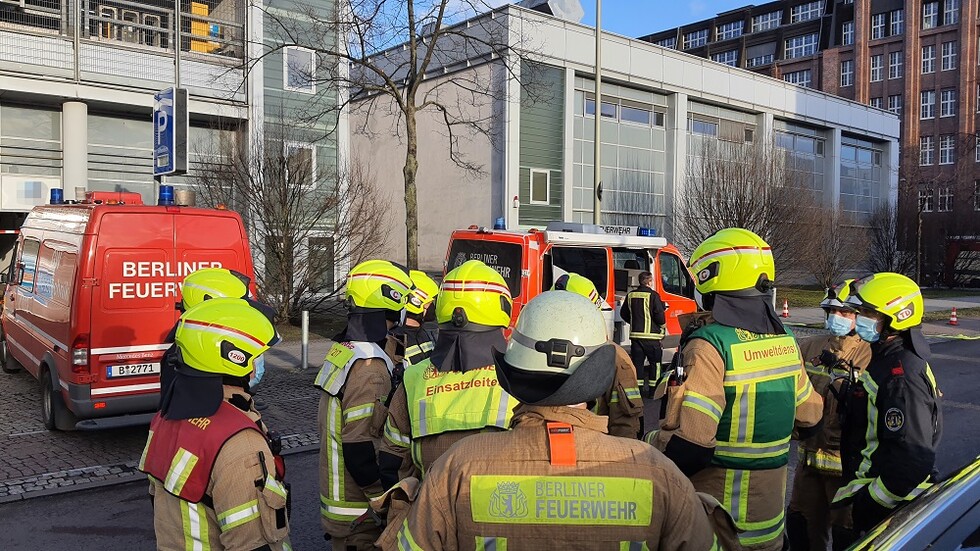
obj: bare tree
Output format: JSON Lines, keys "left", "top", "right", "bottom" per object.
{"left": 680, "top": 138, "right": 821, "bottom": 268}
{"left": 801, "top": 211, "right": 870, "bottom": 288}
{"left": 867, "top": 203, "right": 916, "bottom": 276}
{"left": 259, "top": 0, "right": 546, "bottom": 268}
{"left": 192, "top": 128, "right": 390, "bottom": 322}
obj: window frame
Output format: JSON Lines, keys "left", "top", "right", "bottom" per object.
{"left": 790, "top": 1, "right": 824, "bottom": 23}
{"left": 283, "top": 141, "right": 317, "bottom": 190}
{"left": 529, "top": 168, "right": 551, "bottom": 205}
{"left": 870, "top": 55, "right": 883, "bottom": 82}
{"left": 938, "top": 186, "right": 954, "bottom": 212}
{"left": 890, "top": 9, "right": 905, "bottom": 35}
{"left": 941, "top": 41, "right": 958, "bottom": 71}
{"left": 939, "top": 135, "right": 955, "bottom": 165}
{"left": 922, "top": 45, "right": 936, "bottom": 74}
{"left": 282, "top": 46, "right": 316, "bottom": 94}
{"left": 683, "top": 29, "right": 709, "bottom": 49}
{"left": 888, "top": 94, "right": 902, "bottom": 114}
{"left": 783, "top": 69, "right": 812, "bottom": 87}
{"left": 940, "top": 88, "right": 957, "bottom": 117}
{"left": 919, "top": 188, "right": 934, "bottom": 212}
{"left": 751, "top": 11, "right": 782, "bottom": 32}
{"left": 921, "top": 90, "right": 936, "bottom": 119}
{"left": 841, "top": 20, "right": 854, "bottom": 45}
{"left": 943, "top": 0, "right": 959, "bottom": 25}
{"left": 922, "top": 1, "right": 939, "bottom": 30}
{"left": 785, "top": 33, "right": 819, "bottom": 59}
{"left": 869, "top": 97, "right": 883, "bottom": 109}
{"left": 747, "top": 54, "right": 775, "bottom": 67}
{"left": 711, "top": 50, "right": 739, "bottom": 66}
{"left": 716, "top": 21, "right": 743, "bottom": 41}
{"left": 920, "top": 135, "right": 935, "bottom": 165}
{"left": 871, "top": 13, "right": 886, "bottom": 40}
{"left": 889, "top": 51, "right": 904, "bottom": 79}
{"left": 840, "top": 59, "right": 854, "bottom": 87}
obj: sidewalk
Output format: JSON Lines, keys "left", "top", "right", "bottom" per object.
{"left": 782, "top": 296, "right": 980, "bottom": 340}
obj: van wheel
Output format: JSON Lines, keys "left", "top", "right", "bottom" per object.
{"left": 1, "top": 334, "right": 21, "bottom": 373}
{"left": 41, "top": 369, "right": 76, "bottom": 431}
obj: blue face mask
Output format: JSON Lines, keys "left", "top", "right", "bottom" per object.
{"left": 250, "top": 354, "right": 266, "bottom": 389}
{"left": 826, "top": 313, "right": 854, "bottom": 337}
{"left": 855, "top": 315, "right": 881, "bottom": 343}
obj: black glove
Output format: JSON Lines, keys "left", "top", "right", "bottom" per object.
{"left": 851, "top": 486, "right": 892, "bottom": 533}
{"left": 818, "top": 349, "right": 840, "bottom": 368}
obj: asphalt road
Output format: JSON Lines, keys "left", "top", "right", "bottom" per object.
{"left": 1, "top": 338, "right": 978, "bottom": 550}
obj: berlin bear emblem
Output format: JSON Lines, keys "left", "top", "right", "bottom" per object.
{"left": 488, "top": 481, "right": 528, "bottom": 518}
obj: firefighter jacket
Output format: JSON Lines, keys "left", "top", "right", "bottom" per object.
{"left": 620, "top": 285, "right": 666, "bottom": 340}
{"left": 402, "top": 327, "right": 435, "bottom": 368}
{"left": 315, "top": 341, "right": 394, "bottom": 539}
{"left": 796, "top": 333, "right": 872, "bottom": 475}
{"left": 141, "top": 387, "right": 291, "bottom": 551}
{"left": 592, "top": 344, "right": 643, "bottom": 438}
{"left": 648, "top": 323, "right": 823, "bottom": 551}
{"left": 379, "top": 360, "right": 517, "bottom": 487}
{"left": 833, "top": 335, "right": 942, "bottom": 531}
{"left": 390, "top": 405, "right": 723, "bottom": 551}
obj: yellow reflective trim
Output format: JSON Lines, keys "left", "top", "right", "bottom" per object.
{"left": 796, "top": 376, "right": 814, "bottom": 406}
{"left": 476, "top": 536, "right": 508, "bottom": 551}
{"left": 180, "top": 500, "right": 210, "bottom": 551}
{"left": 217, "top": 499, "right": 260, "bottom": 531}
{"left": 397, "top": 519, "right": 424, "bottom": 550}
{"left": 164, "top": 448, "right": 199, "bottom": 496}
{"left": 384, "top": 417, "right": 411, "bottom": 447}
{"left": 264, "top": 475, "right": 287, "bottom": 500}
{"left": 343, "top": 402, "right": 375, "bottom": 423}
{"left": 744, "top": 387, "right": 756, "bottom": 442}
{"left": 138, "top": 430, "right": 153, "bottom": 471}
{"left": 609, "top": 390, "right": 620, "bottom": 404}
{"left": 682, "top": 400, "right": 721, "bottom": 423}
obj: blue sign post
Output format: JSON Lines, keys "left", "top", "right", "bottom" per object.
{"left": 153, "top": 87, "right": 188, "bottom": 177}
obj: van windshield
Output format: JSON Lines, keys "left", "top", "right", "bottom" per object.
{"left": 447, "top": 239, "right": 523, "bottom": 298}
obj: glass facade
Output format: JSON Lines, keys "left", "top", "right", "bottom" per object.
{"left": 839, "top": 136, "right": 884, "bottom": 219}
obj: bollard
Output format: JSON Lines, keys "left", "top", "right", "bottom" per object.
{"left": 301, "top": 310, "right": 309, "bottom": 369}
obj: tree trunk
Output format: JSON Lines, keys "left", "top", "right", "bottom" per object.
{"left": 403, "top": 108, "right": 420, "bottom": 269}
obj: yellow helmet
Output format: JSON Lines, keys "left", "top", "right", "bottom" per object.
{"left": 346, "top": 260, "right": 413, "bottom": 312}
{"left": 820, "top": 279, "right": 855, "bottom": 311}
{"left": 689, "top": 228, "right": 775, "bottom": 294}
{"left": 551, "top": 273, "right": 601, "bottom": 308}
{"left": 845, "top": 272, "right": 923, "bottom": 331}
{"left": 181, "top": 268, "right": 249, "bottom": 310}
{"left": 406, "top": 270, "right": 439, "bottom": 315}
{"left": 436, "top": 260, "right": 513, "bottom": 328}
{"left": 175, "top": 298, "right": 280, "bottom": 378}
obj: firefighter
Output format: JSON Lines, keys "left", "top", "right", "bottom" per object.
{"left": 159, "top": 267, "right": 251, "bottom": 406}
{"left": 397, "top": 270, "right": 440, "bottom": 368}
{"left": 140, "top": 298, "right": 290, "bottom": 551}
{"left": 786, "top": 280, "right": 872, "bottom": 551}
{"left": 620, "top": 271, "right": 666, "bottom": 397}
{"left": 379, "top": 260, "right": 516, "bottom": 488}
{"left": 645, "top": 227, "right": 823, "bottom": 551}
{"left": 314, "top": 259, "right": 414, "bottom": 551}
{"left": 391, "top": 291, "right": 724, "bottom": 550}
{"left": 831, "top": 272, "right": 942, "bottom": 547}
{"left": 553, "top": 272, "right": 643, "bottom": 439}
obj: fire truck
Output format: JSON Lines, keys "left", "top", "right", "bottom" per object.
{"left": 445, "top": 222, "right": 698, "bottom": 352}
{"left": 0, "top": 190, "right": 254, "bottom": 430}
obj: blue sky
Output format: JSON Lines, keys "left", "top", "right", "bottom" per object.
{"left": 580, "top": 1, "right": 753, "bottom": 38}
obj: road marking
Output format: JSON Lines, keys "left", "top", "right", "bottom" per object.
{"left": 944, "top": 400, "right": 980, "bottom": 412}
{"left": 7, "top": 430, "right": 48, "bottom": 437}
{"left": 931, "top": 353, "right": 978, "bottom": 362}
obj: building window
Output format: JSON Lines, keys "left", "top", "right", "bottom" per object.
{"left": 841, "top": 21, "right": 854, "bottom": 45}
{"left": 922, "top": 45, "right": 936, "bottom": 74}
{"left": 889, "top": 51, "right": 904, "bottom": 79}
{"left": 940, "top": 88, "right": 957, "bottom": 117}
{"left": 783, "top": 69, "right": 812, "bottom": 87}
{"left": 785, "top": 33, "right": 819, "bottom": 59}
{"left": 870, "top": 97, "right": 883, "bottom": 109}
{"left": 308, "top": 237, "right": 336, "bottom": 292}
{"left": 284, "top": 142, "right": 316, "bottom": 188}
{"left": 790, "top": 1, "right": 825, "bottom": 23}
{"left": 975, "top": 181, "right": 980, "bottom": 210}
{"left": 922, "top": 2, "right": 939, "bottom": 29}
{"left": 621, "top": 104, "right": 654, "bottom": 126}
{"left": 711, "top": 50, "right": 739, "bottom": 66}
{"left": 920, "top": 136, "right": 935, "bottom": 165}
{"left": 919, "top": 189, "right": 934, "bottom": 212}
{"left": 940, "top": 135, "right": 955, "bottom": 164}
{"left": 870, "top": 55, "right": 883, "bottom": 82}
{"left": 890, "top": 9, "right": 905, "bottom": 35}
{"left": 747, "top": 54, "right": 775, "bottom": 67}
{"left": 871, "top": 13, "right": 886, "bottom": 39}
{"left": 941, "top": 41, "right": 957, "bottom": 70}
{"left": 921, "top": 90, "right": 936, "bottom": 119}
{"left": 840, "top": 60, "right": 854, "bottom": 87}
{"left": 530, "top": 169, "right": 550, "bottom": 204}
{"left": 752, "top": 11, "right": 782, "bottom": 32}
{"left": 938, "top": 187, "right": 954, "bottom": 212}
{"left": 283, "top": 46, "right": 315, "bottom": 93}
{"left": 888, "top": 94, "right": 902, "bottom": 114}
{"left": 716, "top": 21, "right": 743, "bottom": 41}
{"left": 688, "top": 118, "right": 719, "bottom": 136}
{"left": 943, "top": 0, "right": 959, "bottom": 25}
{"left": 683, "top": 29, "right": 709, "bottom": 49}
{"left": 656, "top": 37, "right": 677, "bottom": 49}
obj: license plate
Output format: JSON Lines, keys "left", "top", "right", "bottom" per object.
{"left": 106, "top": 363, "right": 161, "bottom": 378}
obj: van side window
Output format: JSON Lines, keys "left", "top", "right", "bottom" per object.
{"left": 612, "top": 248, "right": 650, "bottom": 293}
{"left": 37, "top": 241, "right": 76, "bottom": 305}
{"left": 660, "top": 252, "right": 694, "bottom": 299}
{"left": 552, "top": 247, "right": 608, "bottom": 297}
{"left": 19, "top": 238, "right": 40, "bottom": 293}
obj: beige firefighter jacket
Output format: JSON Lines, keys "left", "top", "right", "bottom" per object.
{"left": 389, "top": 404, "right": 723, "bottom": 550}
{"left": 593, "top": 344, "right": 643, "bottom": 438}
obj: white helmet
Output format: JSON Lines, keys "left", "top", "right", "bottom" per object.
{"left": 494, "top": 291, "right": 614, "bottom": 406}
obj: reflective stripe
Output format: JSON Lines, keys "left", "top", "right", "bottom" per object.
{"left": 609, "top": 390, "right": 620, "bottom": 404}
{"left": 495, "top": 391, "right": 511, "bottom": 427}
{"left": 682, "top": 391, "right": 723, "bottom": 423}
{"left": 417, "top": 400, "right": 428, "bottom": 435}
{"left": 799, "top": 447, "right": 842, "bottom": 474}
{"left": 319, "top": 494, "right": 369, "bottom": 522}
{"left": 623, "top": 387, "right": 642, "bottom": 401}
{"left": 324, "top": 396, "right": 343, "bottom": 505}
{"left": 397, "top": 519, "right": 423, "bottom": 550}
{"left": 264, "top": 475, "right": 287, "bottom": 500}
{"left": 857, "top": 371, "right": 880, "bottom": 477}
{"left": 868, "top": 478, "right": 903, "bottom": 509}
{"left": 384, "top": 418, "right": 411, "bottom": 447}
{"left": 138, "top": 430, "right": 154, "bottom": 471}
{"left": 723, "top": 363, "right": 800, "bottom": 383}
{"left": 217, "top": 500, "right": 260, "bottom": 531}
{"left": 477, "top": 536, "right": 507, "bottom": 551}
{"left": 796, "top": 376, "right": 814, "bottom": 406}
{"left": 740, "top": 512, "right": 785, "bottom": 546}
{"left": 619, "top": 542, "right": 649, "bottom": 551}
{"left": 643, "top": 430, "right": 659, "bottom": 445}
{"left": 343, "top": 402, "right": 375, "bottom": 423}
{"left": 723, "top": 468, "right": 749, "bottom": 523}
{"left": 165, "top": 448, "right": 199, "bottom": 496}
{"left": 716, "top": 436, "right": 792, "bottom": 459}
{"left": 180, "top": 500, "right": 210, "bottom": 551}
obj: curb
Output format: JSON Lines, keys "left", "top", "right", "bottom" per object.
{"left": 0, "top": 432, "right": 320, "bottom": 505}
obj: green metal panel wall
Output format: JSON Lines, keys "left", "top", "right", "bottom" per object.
{"left": 518, "top": 62, "right": 564, "bottom": 225}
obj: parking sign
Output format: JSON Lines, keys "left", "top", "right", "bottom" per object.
{"left": 153, "top": 88, "right": 188, "bottom": 176}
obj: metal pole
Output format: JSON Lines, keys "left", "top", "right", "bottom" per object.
{"left": 300, "top": 310, "right": 309, "bottom": 369}
{"left": 916, "top": 209, "right": 923, "bottom": 284}
{"left": 174, "top": 0, "right": 181, "bottom": 87}
{"left": 592, "top": 0, "right": 602, "bottom": 225}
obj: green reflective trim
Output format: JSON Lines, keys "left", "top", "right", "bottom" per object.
{"left": 164, "top": 448, "right": 199, "bottom": 496}
{"left": 619, "top": 542, "right": 649, "bottom": 551}
{"left": 623, "top": 387, "right": 642, "bottom": 400}
{"left": 469, "top": 475, "right": 653, "bottom": 526}
{"left": 343, "top": 402, "right": 375, "bottom": 423}
{"left": 323, "top": 395, "right": 345, "bottom": 513}
{"left": 476, "top": 536, "right": 507, "bottom": 551}
{"left": 609, "top": 390, "right": 620, "bottom": 404}
{"left": 319, "top": 493, "right": 369, "bottom": 522}
{"left": 739, "top": 513, "right": 785, "bottom": 546}
{"left": 180, "top": 500, "right": 211, "bottom": 551}
{"left": 682, "top": 391, "right": 723, "bottom": 423}
{"left": 796, "top": 377, "right": 814, "bottom": 406}
{"left": 384, "top": 417, "right": 411, "bottom": 447}
{"left": 264, "top": 475, "right": 287, "bottom": 500}
{"left": 397, "top": 519, "right": 424, "bottom": 550}
{"left": 217, "top": 499, "right": 260, "bottom": 531}
{"left": 138, "top": 430, "right": 153, "bottom": 471}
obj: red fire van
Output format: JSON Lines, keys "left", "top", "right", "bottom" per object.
{"left": 0, "top": 191, "right": 254, "bottom": 430}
